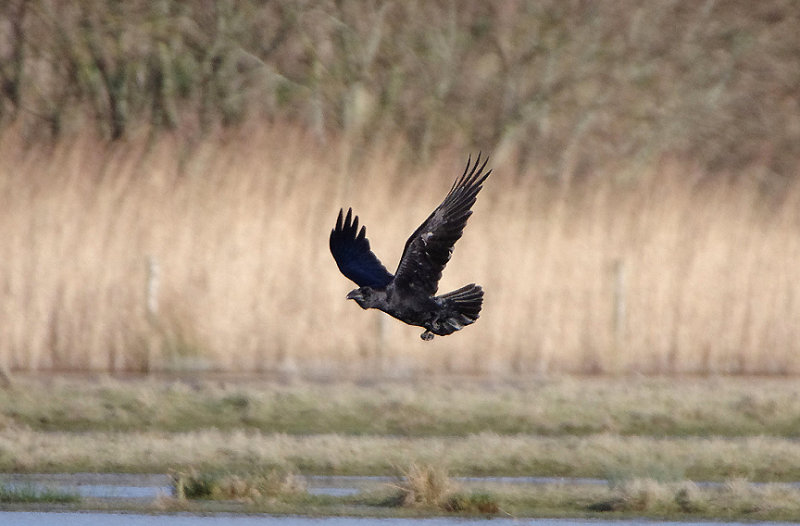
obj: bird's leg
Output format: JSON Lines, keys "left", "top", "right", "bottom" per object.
{"left": 420, "top": 330, "right": 434, "bottom": 341}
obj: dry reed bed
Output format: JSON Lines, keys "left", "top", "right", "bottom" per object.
{"left": 2, "top": 127, "right": 800, "bottom": 375}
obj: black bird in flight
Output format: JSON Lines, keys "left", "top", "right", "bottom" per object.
{"left": 330, "top": 154, "right": 491, "bottom": 340}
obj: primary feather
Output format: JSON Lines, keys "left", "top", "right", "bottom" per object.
{"left": 329, "top": 208, "right": 393, "bottom": 288}
{"left": 393, "top": 154, "right": 491, "bottom": 296}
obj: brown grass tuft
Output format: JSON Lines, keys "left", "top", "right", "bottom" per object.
{"left": 393, "top": 463, "right": 457, "bottom": 508}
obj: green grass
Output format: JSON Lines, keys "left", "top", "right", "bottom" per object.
{"left": 493, "top": 479, "right": 800, "bottom": 521}
{"left": 3, "top": 375, "right": 800, "bottom": 437}
{"left": 1, "top": 376, "right": 799, "bottom": 482}
{"left": 4, "top": 428, "right": 800, "bottom": 481}
{"left": 0, "top": 483, "right": 79, "bottom": 504}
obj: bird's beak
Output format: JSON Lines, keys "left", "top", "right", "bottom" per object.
{"left": 346, "top": 290, "right": 362, "bottom": 301}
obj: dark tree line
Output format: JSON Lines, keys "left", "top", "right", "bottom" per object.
{"left": 0, "top": 0, "right": 798, "bottom": 178}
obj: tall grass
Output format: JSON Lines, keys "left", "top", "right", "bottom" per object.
{"left": 1, "top": 125, "right": 800, "bottom": 376}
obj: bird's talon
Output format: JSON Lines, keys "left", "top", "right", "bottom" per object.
{"left": 421, "top": 331, "right": 434, "bottom": 341}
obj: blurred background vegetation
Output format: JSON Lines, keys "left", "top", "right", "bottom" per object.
{"left": 2, "top": 0, "right": 800, "bottom": 377}
{"left": 1, "top": 0, "right": 798, "bottom": 179}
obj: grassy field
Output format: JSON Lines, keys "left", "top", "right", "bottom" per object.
{"left": 1, "top": 375, "right": 800, "bottom": 519}
{"left": 3, "top": 375, "right": 800, "bottom": 438}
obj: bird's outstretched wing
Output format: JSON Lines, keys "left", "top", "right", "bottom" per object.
{"left": 392, "top": 154, "right": 491, "bottom": 297}
{"left": 330, "top": 208, "right": 394, "bottom": 288}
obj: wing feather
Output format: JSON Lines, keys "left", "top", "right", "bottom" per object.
{"left": 392, "top": 153, "right": 491, "bottom": 296}
{"left": 329, "top": 208, "right": 394, "bottom": 288}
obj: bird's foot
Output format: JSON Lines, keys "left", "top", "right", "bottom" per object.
{"left": 420, "top": 330, "right": 434, "bottom": 341}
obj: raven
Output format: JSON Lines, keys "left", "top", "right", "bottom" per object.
{"left": 330, "top": 154, "right": 491, "bottom": 340}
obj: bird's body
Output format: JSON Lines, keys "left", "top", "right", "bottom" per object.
{"left": 330, "top": 154, "right": 491, "bottom": 340}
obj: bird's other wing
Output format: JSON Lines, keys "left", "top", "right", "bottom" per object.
{"left": 392, "top": 153, "right": 491, "bottom": 297}
{"left": 330, "top": 208, "right": 394, "bottom": 288}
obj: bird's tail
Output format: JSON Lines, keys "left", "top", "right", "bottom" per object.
{"left": 441, "top": 284, "right": 483, "bottom": 320}
{"left": 436, "top": 284, "right": 483, "bottom": 335}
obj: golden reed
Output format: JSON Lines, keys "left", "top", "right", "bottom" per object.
{"left": 2, "top": 125, "right": 799, "bottom": 376}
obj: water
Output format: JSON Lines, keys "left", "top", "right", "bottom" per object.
{"left": 4, "top": 474, "right": 378, "bottom": 499}
{"left": 2, "top": 473, "right": 172, "bottom": 501}
{"left": 2, "top": 474, "right": 607, "bottom": 500}
{"left": 1, "top": 513, "right": 798, "bottom": 526}
{"left": 5, "top": 474, "right": 800, "bottom": 500}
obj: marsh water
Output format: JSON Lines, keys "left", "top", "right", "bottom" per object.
{"left": 6, "top": 473, "right": 800, "bottom": 500}
{"left": 4, "top": 474, "right": 800, "bottom": 525}
{"left": 3, "top": 473, "right": 614, "bottom": 501}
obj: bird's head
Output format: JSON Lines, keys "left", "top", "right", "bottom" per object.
{"left": 346, "top": 286, "right": 380, "bottom": 309}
